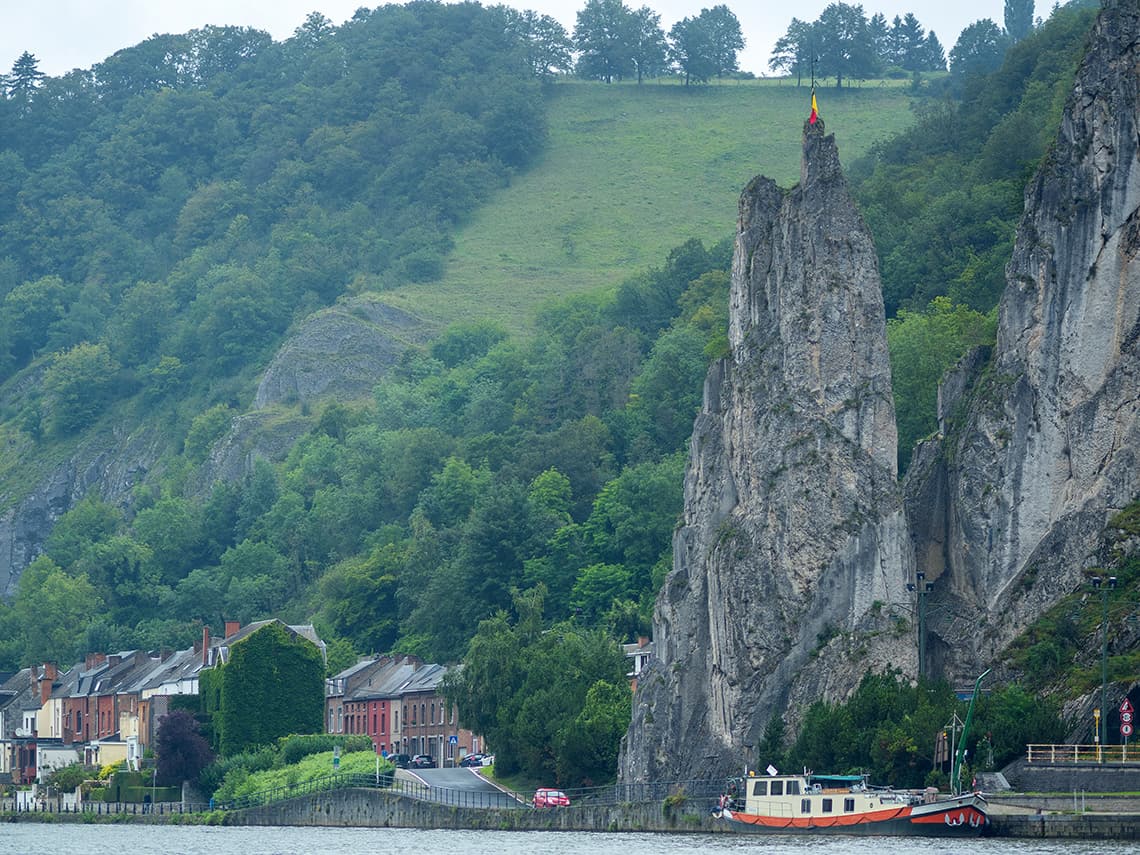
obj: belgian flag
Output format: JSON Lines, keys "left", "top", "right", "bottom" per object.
{"left": 809, "top": 87, "right": 819, "bottom": 125}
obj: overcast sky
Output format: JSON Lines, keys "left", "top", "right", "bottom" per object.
{"left": 6, "top": 0, "right": 1011, "bottom": 80}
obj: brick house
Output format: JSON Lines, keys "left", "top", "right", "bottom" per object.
{"left": 326, "top": 658, "right": 479, "bottom": 764}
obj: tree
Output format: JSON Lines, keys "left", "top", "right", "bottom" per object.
{"left": 628, "top": 7, "right": 668, "bottom": 83}
{"left": 949, "top": 20, "right": 1009, "bottom": 80}
{"left": 814, "top": 3, "right": 878, "bottom": 87}
{"left": 154, "top": 709, "right": 214, "bottom": 785}
{"left": 499, "top": 7, "right": 574, "bottom": 78}
{"left": 42, "top": 342, "right": 119, "bottom": 434}
{"left": 11, "top": 556, "right": 102, "bottom": 666}
{"left": 923, "top": 32, "right": 947, "bottom": 72}
{"left": 574, "top": 0, "right": 635, "bottom": 83}
{"left": 1004, "top": 0, "right": 1035, "bottom": 42}
{"left": 8, "top": 52, "right": 45, "bottom": 115}
{"left": 887, "top": 297, "right": 996, "bottom": 470}
{"left": 769, "top": 18, "right": 814, "bottom": 85}
{"left": 699, "top": 5, "right": 745, "bottom": 79}
{"left": 668, "top": 16, "right": 717, "bottom": 86}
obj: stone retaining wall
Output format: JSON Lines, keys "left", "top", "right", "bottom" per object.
{"left": 231, "top": 788, "right": 720, "bottom": 833}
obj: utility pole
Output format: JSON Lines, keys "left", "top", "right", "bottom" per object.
{"left": 1091, "top": 575, "right": 1117, "bottom": 755}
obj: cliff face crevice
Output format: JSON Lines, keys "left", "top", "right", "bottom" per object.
{"left": 620, "top": 122, "right": 914, "bottom": 784}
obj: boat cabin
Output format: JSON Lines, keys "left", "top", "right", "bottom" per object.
{"left": 737, "top": 772, "right": 916, "bottom": 819}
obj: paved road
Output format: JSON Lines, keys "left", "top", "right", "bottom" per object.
{"left": 398, "top": 767, "right": 526, "bottom": 809}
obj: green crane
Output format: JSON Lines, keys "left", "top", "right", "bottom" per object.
{"left": 951, "top": 668, "right": 991, "bottom": 795}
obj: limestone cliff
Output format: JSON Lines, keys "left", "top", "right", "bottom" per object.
{"left": 907, "top": 0, "right": 1140, "bottom": 682}
{"left": 620, "top": 122, "right": 915, "bottom": 783}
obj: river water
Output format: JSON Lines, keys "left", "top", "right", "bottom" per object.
{"left": 0, "top": 826, "right": 1133, "bottom": 855}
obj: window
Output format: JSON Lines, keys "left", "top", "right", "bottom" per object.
{"left": 328, "top": 709, "right": 334, "bottom": 732}
{"left": 421, "top": 703, "right": 426, "bottom": 726}
{"left": 801, "top": 799, "right": 811, "bottom": 814}
{"left": 412, "top": 705, "right": 417, "bottom": 725}
{"left": 771, "top": 781, "right": 784, "bottom": 796}
{"left": 431, "top": 702, "right": 435, "bottom": 724}
{"left": 752, "top": 780, "right": 767, "bottom": 797}
{"left": 844, "top": 798, "right": 855, "bottom": 812}
{"left": 381, "top": 712, "right": 386, "bottom": 733}
{"left": 822, "top": 799, "right": 833, "bottom": 813}
{"left": 787, "top": 781, "right": 801, "bottom": 795}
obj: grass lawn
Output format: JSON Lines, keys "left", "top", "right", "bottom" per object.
{"left": 380, "top": 78, "right": 919, "bottom": 337}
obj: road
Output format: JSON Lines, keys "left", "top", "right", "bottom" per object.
{"left": 397, "top": 766, "right": 526, "bottom": 810}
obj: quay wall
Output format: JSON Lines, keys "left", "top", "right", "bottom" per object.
{"left": 229, "top": 788, "right": 1140, "bottom": 839}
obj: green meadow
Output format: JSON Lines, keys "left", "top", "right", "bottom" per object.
{"left": 382, "top": 78, "right": 919, "bottom": 336}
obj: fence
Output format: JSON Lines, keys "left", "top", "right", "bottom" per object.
{"left": 4, "top": 773, "right": 728, "bottom": 816}
{"left": 217, "top": 772, "right": 725, "bottom": 812}
{"left": 1027, "top": 744, "right": 1139, "bottom": 764}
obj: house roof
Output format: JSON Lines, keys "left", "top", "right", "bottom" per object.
{"left": 211, "top": 620, "right": 327, "bottom": 667}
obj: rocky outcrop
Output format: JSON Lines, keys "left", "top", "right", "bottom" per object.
{"left": 0, "top": 425, "right": 161, "bottom": 597}
{"left": 620, "top": 121, "right": 915, "bottom": 783}
{"left": 907, "top": 0, "right": 1140, "bottom": 683}
{"left": 255, "top": 296, "right": 431, "bottom": 409}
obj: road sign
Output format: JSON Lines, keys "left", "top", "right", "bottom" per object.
{"left": 1121, "top": 698, "right": 1134, "bottom": 714}
{"left": 1123, "top": 711, "right": 1134, "bottom": 724}
{"left": 1122, "top": 723, "right": 1134, "bottom": 737}
{"left": 449, "top": 734, "right": 458, "bottom": 744}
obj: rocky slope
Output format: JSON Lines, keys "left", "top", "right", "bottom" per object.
{"left": 0, "top": 293, "right": 430, "bottom": 597}
{"left": 907, "top": 0, "right": 1140, "bottom": 682}
{"left": 620, "top": 120, "right": 916, "bottom": 783}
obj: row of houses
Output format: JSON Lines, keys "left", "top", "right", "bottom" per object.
{"left": 0, "top": 619, "right": 481, "bottom": 787}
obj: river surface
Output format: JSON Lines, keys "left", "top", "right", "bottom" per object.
{"left": 0, "top": 826, "right": 1134, "bottom": 855}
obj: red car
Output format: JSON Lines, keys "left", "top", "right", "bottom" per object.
{"left": 533, "top": 787, "right": 570, "bottom": 807}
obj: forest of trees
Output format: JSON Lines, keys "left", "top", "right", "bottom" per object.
{"left": 769, "top": 0, "right": 1044, "bottom": 87}
{"left": 0, "top": 0, "right": 1104, "bottom": 785}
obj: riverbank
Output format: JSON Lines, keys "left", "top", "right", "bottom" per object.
{"left": 6, "top": 789, "right": 1139, "bottom": 839}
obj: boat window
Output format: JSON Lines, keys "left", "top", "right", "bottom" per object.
{"left": 844, "top": 797, "right": 855, "bottom": 812}
{"left": 752, "top": 780, "right": 767, "bottom": 797}
{"left": 770, "top": 781, "right": 784, "bottom": 796}
{"left": 801, "top": 799, "right": 811, "bottom": 814}
{"left": 822, "top": 799, "right": 833, "bottom": 813}
{"left": 787, "top": 781, "right": 801, "bottom": 795}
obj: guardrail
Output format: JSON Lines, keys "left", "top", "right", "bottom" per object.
{"left": 3, "top": 774, "right": 727, "bottom": 816}
{"left": 221, "top": 774, "right": 725, "bottom": 812}
{"left": 1027, "top": 744, "right": 1138, "bottom": 764}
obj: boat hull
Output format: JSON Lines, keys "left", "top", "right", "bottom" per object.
{"left": 716, "top": 795, "right": 988, "bottom": 836}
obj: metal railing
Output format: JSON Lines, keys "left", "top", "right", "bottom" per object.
{"left": 2, "top": 775, "right": 727, "bottom": 816}
{"left": 221, "top": 775, "right": 725, "bottom": 812}
{"left": 1027, "top": 743, "right": 1139, "bottom": 764}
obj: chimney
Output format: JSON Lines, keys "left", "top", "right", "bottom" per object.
{"left": 224, "top": 620, "right": 241, "bottom": 638}
{"left": 38, "top": 663, "right": 58, "bottom": 704}
{"left": 638, "top": 636, "right": 650, "bottom": 648}
{"left": 85, "top": 652, "right": 106, "bottom": 670}
{"left": 202, "top": 626, "right": 211, "bottom": 666}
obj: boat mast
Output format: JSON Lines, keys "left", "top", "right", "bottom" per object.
{"left": 951, "top": 668, "right": 991, "bottom": 795}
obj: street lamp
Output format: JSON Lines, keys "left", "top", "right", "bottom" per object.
{"left": 1091, "top": 575, "right": 1117, "bottom": 750}
{"left": 907, "top": 572, "right": 934, "bottom": 679}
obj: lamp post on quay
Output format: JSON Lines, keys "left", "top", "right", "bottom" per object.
{"left": 1091, "top": 574, "right": 1117, "bottom": 753}
{"left": 907, "top": 572, "right": 934, "bottom": 679}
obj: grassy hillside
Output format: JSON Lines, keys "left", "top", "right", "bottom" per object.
{"left": 381, "top": 79, "right": 919, "bottom": 336}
